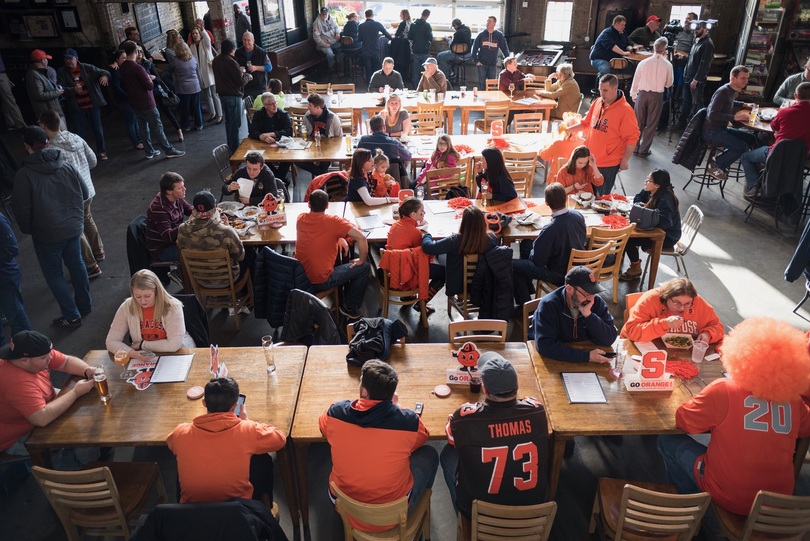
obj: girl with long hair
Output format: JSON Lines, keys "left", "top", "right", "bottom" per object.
{"left": 379, "top": 94, "right": 410, "bottom": 138}
{"left": 554, "top": 145, "right": 604, "bottom": 195}
{"left": 346, "top": 148, "right": 394, "bottom": 205}
{"left": 620, "top": 169, "right": 682, "bottom": 280}
{"left": 475, "top": 147, "right": 518, "bottom": 201}
{"left": 415, "top": 134, "right": 460, "bottom": 186}
{"left": 189, "top": 26, "right": 222, "bottom": 124}
{"left": 106, "top": 269, "right": 195, "bottom": 360}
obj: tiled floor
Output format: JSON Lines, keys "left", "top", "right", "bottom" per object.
{"left": 2, "top": 81, "right": 810, "bottom": 540}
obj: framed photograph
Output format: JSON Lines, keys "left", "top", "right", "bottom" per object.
{"left": 8, "top": 14, "right": 30, "bottom": 39}
{"left": 1, "top": 0, "right": 29, "bottom": 8}
{"left": 57, "top": 7, "right": 81, "bottom": 32}
{"left": 24, "top": 13, "right": 59, "bottom": 38}
{"left": 262, "top": 0, "right": 279, "bottom": 25}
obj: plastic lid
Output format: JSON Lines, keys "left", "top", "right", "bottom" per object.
{"left": 187, "top": 386, "right": 205, "bottom": 400}
{"left": 433, "top": 384, "right": 452, "bottom": 398}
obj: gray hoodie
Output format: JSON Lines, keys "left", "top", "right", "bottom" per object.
{"left": 47, "top": 131, "right": 97, "bottom": 199}
{"left": 13, "top": 148, "right": 88, "bottom": 243}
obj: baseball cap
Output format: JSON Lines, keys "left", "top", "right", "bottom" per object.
{"left": 422, "top": 57, "right": 438, "bottom": 67}
{"left": 30, "top": 49, "right": 52, "bottom": 62}
{"left": 192, "top": 190, "right": 216, "bottom": 212}
{"left": 566, "top": 266, "right": 604, "bottom": 295}
{"left": 0, "top": 330, "right": 53, "bottom": 360}
{"left": 23, "top": 126, "right": 48, "bottom": 149}
{"left": 477, "top": 352, "right": 518, "bottom": 396}
{"left": 320, "top": 6, "right": 329, "bottom": 13}
{"left": 646, "top": 15, "right": 662, "bottom": 23}
{"left": 63, "top": 48, "right": 78, "bottom": 59}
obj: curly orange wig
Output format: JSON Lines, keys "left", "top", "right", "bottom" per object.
{"left": 721, "top": 318, "right": 810, "bottom": 403}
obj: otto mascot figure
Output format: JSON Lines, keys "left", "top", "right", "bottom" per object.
{"left": 259, "top": 192, "right": 286, "bottom": 227}
{"left": 453, "top": 342, "right": 481, "bottom": 372}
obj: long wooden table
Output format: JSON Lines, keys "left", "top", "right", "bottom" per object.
{"left": 529, "top": 339, "right": 724, "bottom": 498}
{"left": 290, "top": 342, "right": 539, "bottom": 528}
{"left": 24, "top": 347, "right": 307, "bottom": 528}
{"left": 457, "top": 91, "right": 557, "bottom": 135}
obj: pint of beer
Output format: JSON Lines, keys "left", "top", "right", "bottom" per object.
{"left": 94, "top": 365, "right": 112, "bottom": 404}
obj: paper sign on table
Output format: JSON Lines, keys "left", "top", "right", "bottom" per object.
{"left": 151, "top": 354, "right": 194, "bottom": 383}
{"left": 561, "top": 372, "right": 607, "bottom": 403}
{"left": 624, "top": 350, "right": 674, "bottom": 392}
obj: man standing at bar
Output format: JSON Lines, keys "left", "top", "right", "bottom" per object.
{"left": 677, "top": 20, "right": 714, "bottom": 129}
{"left": 213, "top": 38, "right": 246, "bottom": 153}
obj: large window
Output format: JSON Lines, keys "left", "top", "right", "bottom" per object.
{"left": 325, "top": 0, "right": 503, "bottom": 33}
{"left": 668, "top": 5, "right": 701, "bottom": 26}
{"left": 543, "top": 1, "right": 573, "bottom": 42}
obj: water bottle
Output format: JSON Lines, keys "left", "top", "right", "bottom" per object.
{"left": 480, "top": 179, "right": 489, "bottom": 207}
{"left": 416, "top": 185, "right": 424, "bottom": 200}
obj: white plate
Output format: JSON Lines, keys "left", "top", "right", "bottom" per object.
{"left": 238, "top": 206, "right": 261, "bottom": 219}
{"left": 217, "top": 201, "right": 243, "bottom": 212}
{"left": 662, "top": 333, "right": 694, "bottom": 349}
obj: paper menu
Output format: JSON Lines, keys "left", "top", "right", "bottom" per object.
{"left": 237, "top": 179, "right": 255, "bottom": 200}
{"left": 561, "top": 372, "right": 607, "bottom": 403}
{"left": 634, "top": 342, "right": 660, "bottom": 355}
{"left": 355, "top": 215, "right": 384, "bottom": 230}
{"left": 151, "top": 354, "right": 194, "bottom": 383}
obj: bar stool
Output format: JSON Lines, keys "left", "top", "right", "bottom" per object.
{"left": 683, "top": 144, "right": 728, "bottom": 200}
{"left": 610, "top": 58, "right": 633, "bottom": 99}
{"left": 449, "top": 42, "right": 470, "bottom": 86}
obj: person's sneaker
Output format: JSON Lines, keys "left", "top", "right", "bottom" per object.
{"left": 94, "top": 251, "right": 105, "bottom": 261}
{"left": 87, "top": 265, "right": 102, "bottom": 279}
{"left": 706, "top": 162, "right": 728, "bottom": 181}
{"left": 165, "top": 148, "right": 186, "bottom": 159}
{"left": 743, "top": 186, "right": 759, "bottom": 198}
{"left": 339, "top": 306, "right": 362, "bottom": 319}
{"left": 79, "top": 306, "right": 92, "bottom": 316}
{"left": 619, "top": 266, "right": 643, "bottom": 281}
{"left": 145, "top": 149, "right": 161, "bottom": 159}
{"left": 238, "top": 305, "right": 251, "bottom": 315}
{"left": 98, "top": 153, "right": 108, "bottom": 160}
{"left": 52, "top": 316, "right": 82, "bottom": 328}
{"left": 412, "top": 303, "right": 436, "bottom": 316}
{"left": 135, "top": 143, "right": 144, "bottom": 150}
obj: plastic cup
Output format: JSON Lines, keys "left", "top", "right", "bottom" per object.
{"left": 611, "top": 344, "right": 628, "bottom": 378}
{"left": 470, "top": 374, "right": 482, "bottom": 393}
{"left": 692, "top": 340, "right": 709, "bottom": 363}
{"left": 262, "top": 335, "right": 276, "bottom": 373}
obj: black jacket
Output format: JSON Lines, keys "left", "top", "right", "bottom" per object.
{"left": 471, "top": 245, "right": 514, "bottom": 321}
{"left": 253, "top": 247, "right": 313, "bottom": 328}
{"left": 56, "top": 62, "right": 111, "bottom": 112}
{"left": 235, "top": 45, "right": 270, "bottom": 96}
{"left": 280, "top": 288, "right": 340, "bottom": 346}
{"left": 249, "top": 108, "right": 293, "bottom": 141}
{"left": 672, "top": 108, "right": 707, "bottom": 172}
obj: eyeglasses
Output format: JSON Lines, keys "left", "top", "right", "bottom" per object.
{"left": 573, "top": 286, "right": 593, "bottom": 298}
{"left": 668, "top": 299, "right": 693, "bottom": 309}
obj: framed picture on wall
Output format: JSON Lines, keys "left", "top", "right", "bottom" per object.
{"left": 57, "top": 7, "right": 81, "bottom": 31}
{"left": 24, "top": 13, "right": 59, "bottom": 38}
{"left": 262, "top": 0, "right": 279, "bottom": 25}
{"left": 1, "top": 0, "right": 29, "bottom": 8}
{"left": 30, "top": 0, "right": 53, "bottom": 7}
{"left": 8, "top": 14, "right": 30, "bottom": 39}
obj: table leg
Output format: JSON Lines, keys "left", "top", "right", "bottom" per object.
{"left": 548, "top": 436, "right": 568, "bottom": 499}
{"left": 294, "top": 441, "right": 311, "bottom": 529}
{"left": 276, "top": 445, "right": 300, "bottom": 534}
{"left": 461, "top": 110, "right": 469, "bottom": 135}
{"left": 647, "top": 236, "right": 664, "bottom": 289}
{"left": 445, "top": 110, "right": 454, "bottom": 135}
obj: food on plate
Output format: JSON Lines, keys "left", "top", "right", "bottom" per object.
{"left": 579, "top": 192, "right": 593, "bottom": 201}
{"left": 663, "top": 334, "right": 693, "bottom": 348}
{"left": 591, "top": 201, "right": 612, "bottom": 214}
{"left": 243, "top": 207, "right": 259, "bottom": 217}
{"left": 231, "top": 219, "right": 248, "bottom": 230}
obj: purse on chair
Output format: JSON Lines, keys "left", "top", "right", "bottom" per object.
{"left": 629, "top": 205, "right": 660, "bottom": 230}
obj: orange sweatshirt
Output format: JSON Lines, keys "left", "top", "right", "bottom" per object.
{"left": 380, "top": 246, "right": 430, "bottom": 299}
{"left": 620, "top": 289, "right": 724, "bottom": 343}
{"left": 539, "top": 135, "right": 585, "bottom": 183}
{"left": 554, "top": 166, "right": 604, "bottom": 195}
{"left": 580, "top": 94, "right": 640, "bottom": 167}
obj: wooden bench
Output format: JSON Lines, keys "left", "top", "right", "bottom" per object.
{"left": 268, "top": 38, "right": 327, "bottom": 92}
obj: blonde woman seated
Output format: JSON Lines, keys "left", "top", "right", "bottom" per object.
{"left": 106, "top": 269, "right": 196, "bottom": 360}
{"left": 378, "top": 93, "right": 410, "bottom": 138}
{"left": 536, "top": 62, "right": 581, "bottom": 120}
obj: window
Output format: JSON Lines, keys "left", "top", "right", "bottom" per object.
{"left": 543, "top": 1, "right": 573, "bottom": 42}
{"left": 325, "top": 0, "right": 503, "bottom": 33}
{"left": 668, "top": 5, "right": 701, "bottom": 26}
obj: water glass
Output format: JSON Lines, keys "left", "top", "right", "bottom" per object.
{"left": 611, "top": 341, "right": 628, "bottom": 378}
{"left": 262, "top": 335, "right": 276, "bottom": 373}
{"left": 692, "top": 340, "right": 709, "bottom": 363}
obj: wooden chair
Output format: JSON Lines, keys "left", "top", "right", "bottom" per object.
{"left": 448, "top": 253, "right": 479, "bottom": 320}
{"left": 426, "top": 167, "right": 465, "bottom": 200}
{"left": 641, "top": 205, "right": 703, "bottom": 284}
{"left": 589, "top": 477, "right": 710, "bottom": 541}
{"left": 474, "top": 101, "right": 510, "bottom": 134}
{"left": 469, "top": 499, "right": 557, "bottom": 541}
{"left": 32, "top": 462, "right": 168, "bottom": 541}
{"left": 623, "top": 292, "right": 643, "bottom": 325}
{"left": 588, "top": 223, "right": 636, "bottom": 304}
{"left": 347, "top": 322, "right": 406, "bottom": 344}
{"left": 522, "top": 297, "right": 541, "bottom": 344}
{"left": 288, "top": 106, "right": 307, "bottom": 137}
{"left": 510, "top": 171, "right": 533, "bottom": 198}
{"left": 535, "top": 242, "right": 612, "bottom": 297}
{"left": 513, "top": 112, "right": 545, "bottom": 133}
{"left": 299, "top": 80, "right": 315, "bottom": 94}
{"left": 331, "top": 481, "right": 431, "bottom": 541}
{"left": 609, "top": 58, "right": 632, "bottom": 95}
{"left": 243, "top": 96, "right": 257, "bottom": 126}
{"left": 179, "top": 248, "right": 254, "bottom": 331}
{"left": 410, "top": 112, "right": 440, "bottom": 135}
{"left": 449, "top": 319, "right": 508, "bottom": 343}
{"left": 212, "top": 144, "right": 233, "bottom": 186}
{"left": 713, "top": 490, "right": 810, "bottom": 540}
{"left": 503, "top": 150, "right": 539, "bottom": 194}
{"left": 417, "top": 101, "right": 445, "bottom": 130}
{"left": 331, "top": 83, "right": 355, "bottom": 93}
{"left": 379, "top": 248, "right": 429, "bottom": 328}
{"left": 331, "top": 107, "right": 355, "bottom": 135}
{"left": 485, "top": 79, "right": 499, "bottom": 91}
{"left": 306, "top": 82, "right": 331, "bottom": 95}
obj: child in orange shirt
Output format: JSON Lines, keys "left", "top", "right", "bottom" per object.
{"left": 370, "top": 150, "right": 400, "bottom": 198}
{"left": 554, "top": 145, "right": 604, "bottom": 195}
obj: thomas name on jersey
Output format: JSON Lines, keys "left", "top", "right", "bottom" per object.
{"left": 488, "top": 420, "right": 532, "bottom": 438}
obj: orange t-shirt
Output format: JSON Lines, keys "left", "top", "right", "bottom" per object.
{"left": 296, "top": 212, "right": 353, "bottom": 284}
{"left": 370, "top": 172, "right": 400, "bottom": 198}
{"left": 140, "top": 305, "right": 168, "bottom": 343}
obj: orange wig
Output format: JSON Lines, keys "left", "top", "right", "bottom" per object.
{"left": 721, "top": 317, "right": 810, "bottom": 403}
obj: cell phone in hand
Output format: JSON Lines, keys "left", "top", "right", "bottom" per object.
{"left": 603, "top": 352, "right": 617, "bottom": 358}
{"left": 234, "top": 393, "right": 246, "bottom": 416}
{"left": 414, "top": 402, "right": 424, "bottom": 416}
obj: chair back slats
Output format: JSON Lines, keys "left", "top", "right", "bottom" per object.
{"left": 510, "top": 171, "right": 533, "bottom": 199}
{"left": 180, "top": 248, "right": 253, "bottom": 330}
{"left": 417, "top": 101, "right": 444, "bottom": 125}
{"left": 288, "top": 106, "right": 307, "bottom": 137}
{"left": 331, "top": 107, "right": 355, "bottom": 135}
{"left": 426, "top": 167, "right": 464, "bottom": 199}
{"left": 570, "top": 243, "right": 612, "bottom": 275}
{"left": 449, "top": 319, "right": 508, "bottom": 343}
{"left": 677, "top": 205, "right": 704, "bottom": 255}
{"left": 212, "top": 144, "right": 232, "bottom": 183}
{"left": 589, "top": 223, "right": 635, "bottom": 303}
{"left": 740, "top": 490, "right": 810, "bottom": 539}
{"left": 513, "top": 112, "right": 545, "bottom": 134}
{"left": 448, "top": 253, "right": 480, "bottom": 319}
{"left": 331, "top": 83, "right": 355, "bottom": 93}
{"left": 410, "top": 112, "right": 439, "bottom": 135}
{"left": 475, "top": 101, "right": 510, "bottom": 134}
{"left": 485, "top": 79, "right": 499, "bottom": 91}
{"left": 471, "top": 500, "right": 557, "bottom": 541}
{"left": 615, "top": 484, "right": 711, "bottom": 541}
{"left": 522, "top": 298, "right": 541, "bottom": 344}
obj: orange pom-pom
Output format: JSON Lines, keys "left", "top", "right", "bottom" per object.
{"left": 721, "top": 318, "right": 810, "bottom": 402}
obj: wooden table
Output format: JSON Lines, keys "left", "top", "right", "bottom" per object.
{"left": 230, "top": 136, "right": 351, "bottom": 173}
{"left": 237, "top": 201, "right": 349, "bottom": 246}
{"left": 745, "top": 107, "right": 777, "bottom": 133}
{"left": 25, "top": 347, "right": 308, "bottom": 528}
{"left": 290, "top": 342, "right": 539, "bottom": 528}
{"left": 457, "top": 90, "right": 557, "bottom": 135}
{"left": 529, "top": 339, "right": 724, "bottom": 498}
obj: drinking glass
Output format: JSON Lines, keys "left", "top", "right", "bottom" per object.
{"left": 262, "top": 335, "right": 276, "bottom": 373}
{"left": 277, "top": 189, "right": 285, "bottom": 211}
{"left": 94, "top": 365, "right": 112, "bottom": 404}
{"left": 610, "top": 341, "right": 628, "bottom": 378}
{"left": 114, "top": 349, "right": 135, "bottom": 379}
{"left": 692, "top": 340, "right": 709, "bottom": 363}
{"left": 508, "top": 82, "right": 515, "bottom": 99}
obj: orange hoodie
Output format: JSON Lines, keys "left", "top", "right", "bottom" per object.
{"left": 620, "top": 289, "right": 724, "bottom": 344}
{"left": 380, "top": 246, "right": 430, "bottom": 299}
{"left": 580, "top": 92, "right": 640, "bottom": 167}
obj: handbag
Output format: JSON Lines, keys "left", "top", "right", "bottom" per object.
{"left": 629, "top": 204, "right": 660, "bottom": 230}
{"left": 154, "top": 81, "right": 180, "bottom": 108}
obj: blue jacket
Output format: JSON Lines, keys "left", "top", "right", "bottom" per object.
{"left": 590, "top": 26, "right": 630, "bottom": 62}
{"left": 633, "top": 189, "right": 681, "bottom": 248}
{"left": 530, "top": 210, "right": 586, "bottom": 273}
{"left": 358, "top": 19, "right": 391, "bottom": 58}
{"left": 533, "top": 286, "right": 617, "bottom": 362}
{"left": 422, "top": 232, "right": 498, "bottom": 296}
{"left": 357, "top": 131, "right": 412, "bottom": 163}
{"left": 253, "top": 247, "right": 313, "bottom": 327}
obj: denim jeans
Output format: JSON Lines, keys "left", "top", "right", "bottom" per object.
{"left": 119, "top": 103, "right": 140, "bottom": 147}
{"left": 33, "top": 235, "right": 91, "bottom": 321}
{"left": 512, "top": 258, "right": 565, "bottom": 305}
{"left": 68, "top": 107, "right": 106, "bottom": 154}
{"left": 656, "top": 434, "right": 705, "bottom": 494}
{"left": 157, "top": 244, "right": 180, "bottom": 262}
{"left": 362, "top": 55, "right": 378, "bottom": 85}
{"left": 313, "top": 261, "right": 370, "bottom": 312}
{"left": 436, "top": 50, "right": 455, "bottom": 79}
{"left": 440, "top": 443, "right": 460, "bottom": 514}
{"left": 408, "top": 445, "right": 439, "bottom": 514}
{"left": 598, "top": 165, "right": 621, "bottom": 197}
{"left": 679, "top": 80, "right": 704, "bottom": 125}
{"left": 590, "top": 59, "right": 612, "bottom": 81}
{"left": 178, "top": 92, "right": 203, "bottom": 129}
{"left": 741, "top": 145, "right": 769, "bottom": 189}
{"left": 0, "top": 283, "right": 31, "bottom": 347}
{"left": 412, "top": 53, "right": 429, "bottom": 88}
{"left": 702, "top": 127, "right": 757, "bottom": 171}
{"left": 318, "top": 41, "right": 342, "bottom": 69}
{"left": 477, "top": 64, "right": 498, "bottom": 90}
{"left": 220, "top": 95, "right": 243, "bottom": 153}
{"left": 202, "top": 85, "right": 222, "bottom": 117}
{"left": 134, "top": 107, "right": 173, "bottom": 155}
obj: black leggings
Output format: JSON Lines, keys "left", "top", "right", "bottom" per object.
{"left": 625, "top": 238, "right": 674, "bottom": 263}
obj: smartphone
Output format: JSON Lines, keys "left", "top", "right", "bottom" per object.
{"left": 234, "top": 393, "right": 246, "bottom": 416}
{"left": 141, "top": 350, "right": 156, "bottom": 358}
{"left": 414, "top": 402, "right": 424, "bottom": 416}
{"left": 604, "top": 352, "right": 617, "bottom": 358}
